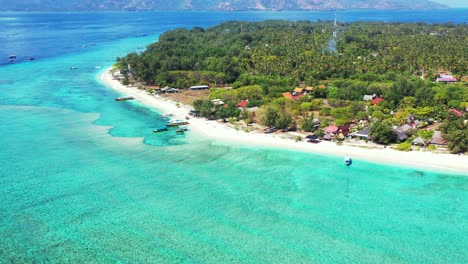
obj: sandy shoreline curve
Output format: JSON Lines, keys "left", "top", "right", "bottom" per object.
{"left": 98, "top": 68, "right": 468, "bottom": 174}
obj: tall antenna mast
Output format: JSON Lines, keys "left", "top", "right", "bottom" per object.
{"left": 333, "top": 13, "right": 337, "bottom": 38}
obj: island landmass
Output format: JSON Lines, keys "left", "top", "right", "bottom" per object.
{"left": 109, "top": 20, "right": 467, "bottom": 170}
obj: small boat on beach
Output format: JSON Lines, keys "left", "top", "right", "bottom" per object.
{"left": 345, "top": 156, "right": 352, "bottom": 166}
{"left": 167, "top": 119, "right": 189, "bottom": 126}
{"left": 153, "top": 126, "right": 168, "bottom": 132}
{"left": 115, "top": 96, "right": 135, "bottom": 101}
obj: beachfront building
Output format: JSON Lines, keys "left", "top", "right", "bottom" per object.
{"left": 325, "top": 125, "right": 339, "bottom": 134}
{"left": 323, "top": 125, "right": 339, "bottom": 141}
{"left": 338, "top": 125, "right": 350, "bottom": 137}
{"left": 335, "top": 125, "right": 351, "bottom": 141}
{"left": 412, "top": 137, "right": 426, "bottom": 146}
{"left": 429, "top": 131, "right": 447, "bottom": 146}
{"left": 351, "top": 127, "right": 371, "bottom": 140}
{"left": 395, "top": 131, "right": 408, "bottom": 141}
{"left": 394, "top": 124, "right": 414, "bottom": 141}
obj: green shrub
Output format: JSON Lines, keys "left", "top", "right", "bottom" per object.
{"left": 427, "top": 145, "right": 437, "bottom": 151}
{"left": 397, "top": 141, "right": 412, "bottom": 151}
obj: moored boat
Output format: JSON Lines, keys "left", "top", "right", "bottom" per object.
{"left": 176, "top": 126, "right": 189, "bottom": 133}
{"left": 9, "top": 55, "right": 16, "bottom": 59}
{"left": 115, "top": 96, "right": 135, "bottom": 101}
{"left": 167, "top": 119, "right": 189, "bottom": 126}
{"left": 345, "top": 156, "right": 352, "bottom": 166}
{"left": 153, "top": 126, "right": 168, "bottom": 132}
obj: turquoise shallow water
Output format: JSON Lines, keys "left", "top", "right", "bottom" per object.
{"left": 0, "top": 11, "right": 467, "bottom": 263}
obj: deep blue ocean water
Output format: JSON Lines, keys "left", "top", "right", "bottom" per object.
{"left": 0, "top": 10, "right": 467, "bottom": 263}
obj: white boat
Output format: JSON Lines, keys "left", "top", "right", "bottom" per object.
{"left": 115, "top": 96, "right": 134, "bottom": 101}
{"left": 167, "top": 119, "right": 189, "bottom": 126}
{"left": 345, "top": 156, "right": 352, "bottom": 166}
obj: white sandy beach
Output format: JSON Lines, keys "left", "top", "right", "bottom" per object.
{"left": 99, "top": 68, "right": 468, "bottom": 174}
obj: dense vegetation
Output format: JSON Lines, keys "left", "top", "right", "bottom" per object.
{"left": 117, "top": 21, "right": 468, "bottom": 153}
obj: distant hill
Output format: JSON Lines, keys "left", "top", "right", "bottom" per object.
{"left": 0, "top": 0, "right": 448, "bottom": 11}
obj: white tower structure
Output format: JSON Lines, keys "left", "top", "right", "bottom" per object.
{"left": 333, "top": 13, "right": 337, "bottom": 38}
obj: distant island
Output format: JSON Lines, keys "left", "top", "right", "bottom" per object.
{"left": 1, "top": 0, "right": 448, "bottom": 11}
{"left": 114, "top": 20, "right": 468, "bottom": 154}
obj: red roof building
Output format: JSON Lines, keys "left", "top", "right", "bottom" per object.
{"left": 236, "top": 99, "right": 249, "bottom": 108}
{"left": 325, "top": 125, "right": 339, "bottom": 134}
{"left": 371, "top": 97, "right": 385, "bottom": 105}
{"left": 338, "top": 125, "right": 350, "bottom": 136}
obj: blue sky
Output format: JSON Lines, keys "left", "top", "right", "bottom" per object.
{"left": 433, "top": 0, "right": 468, "bottom": 7}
